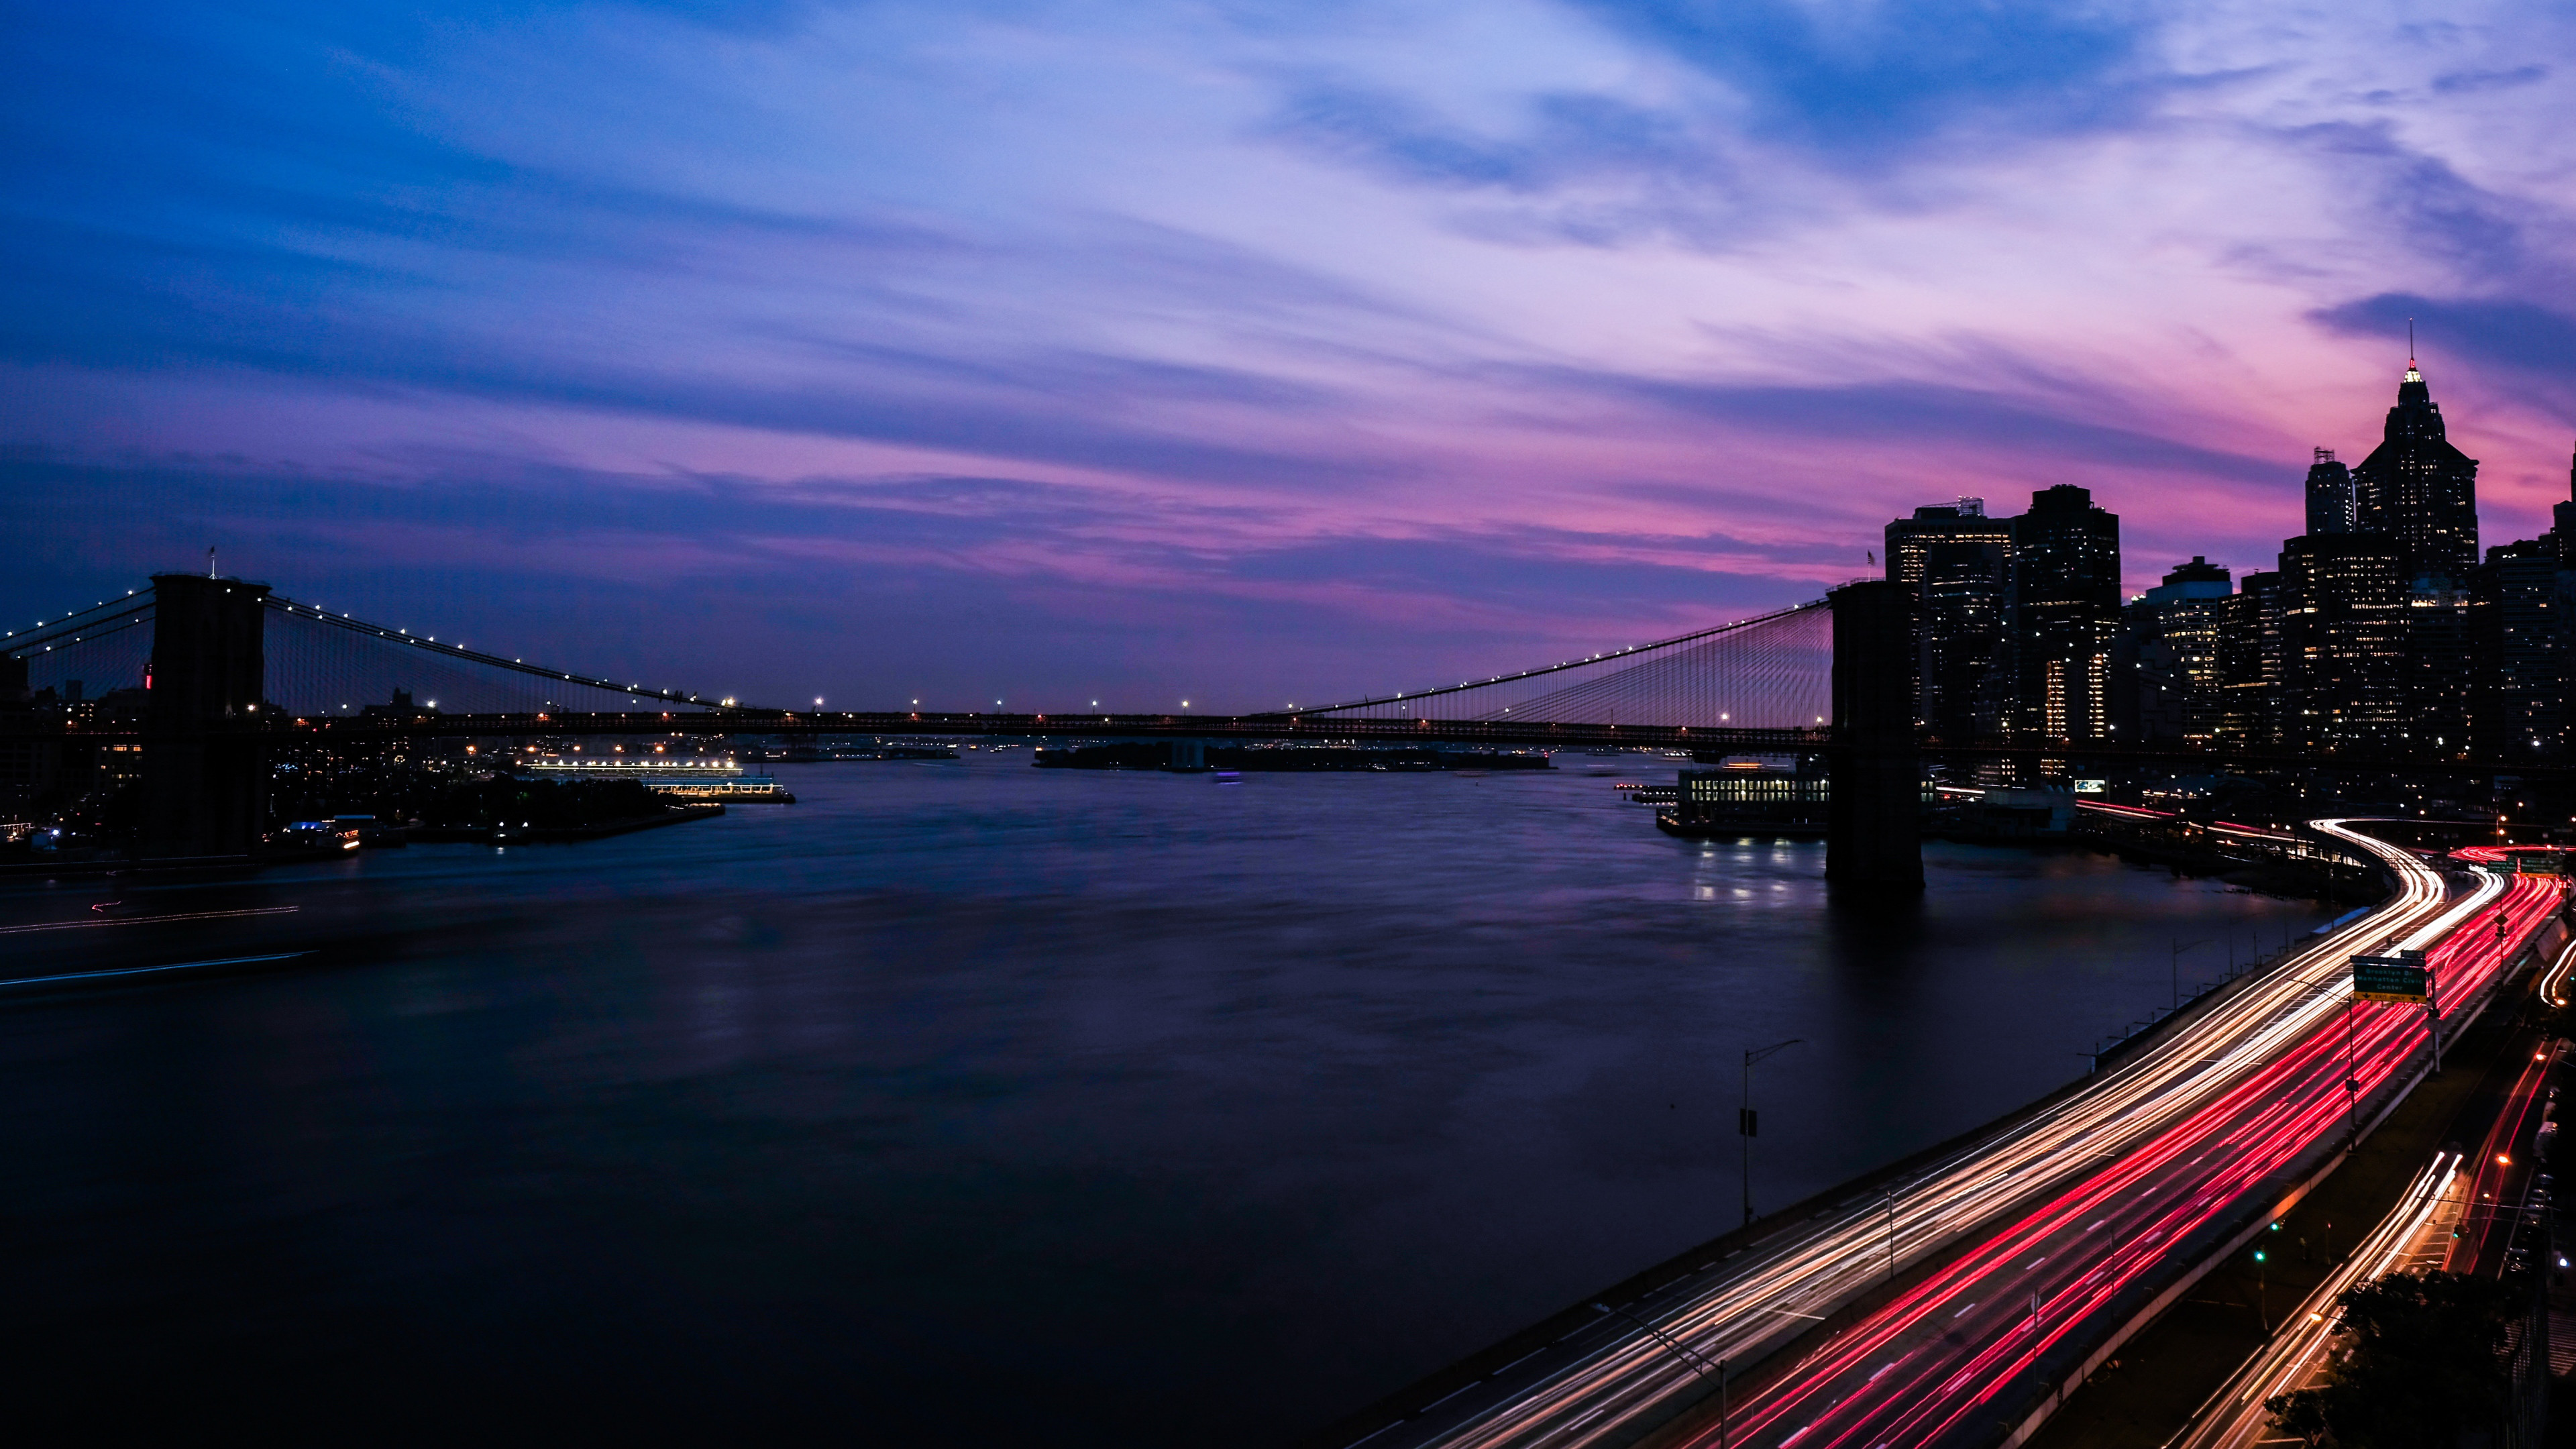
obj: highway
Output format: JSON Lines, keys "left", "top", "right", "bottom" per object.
{"left": 1375, "top": 823, "right": 2553, "bottom": 1449}
{"left": 2168, "top": 1148, "right": 2468, "bottom": 1449}
{"left": 2542, "top": 921, "right": 2576, "bottom": 1009}
{"left": 1683, "top": 849, "right": 2557, "bottom": 1448}
{"left": 2177, "top": 934, "right": 2571, "bottom": 1448}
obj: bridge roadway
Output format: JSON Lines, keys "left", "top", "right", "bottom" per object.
{"left": 247, "top": 709, "right": 1824, "bottom": 753}
{"left": 1358, "top": 824, "right": 2556, "bottom": 1449}
{"left": 51, "top": 708, "right": 2576, "bottom": 777}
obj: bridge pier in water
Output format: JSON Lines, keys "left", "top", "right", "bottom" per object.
{"left": 1826, "top": 580, "right": 1923, "bottom": 891}
{"left": 142, "top": 574, "right": 270, "bottom": 861}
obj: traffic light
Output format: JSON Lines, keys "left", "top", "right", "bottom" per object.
{"left": 2253, "top": 1249, "right": 2267, "bottom": 1263}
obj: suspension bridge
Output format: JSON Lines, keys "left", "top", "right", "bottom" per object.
{"left": 0, "top": 578, "right": 1859, "bottom": 745}
{"left": 3, "top": 570, "right": 2559, "bottom": 881}
{"left": 1, "top": 572, "right": 1914, "bottom": 877}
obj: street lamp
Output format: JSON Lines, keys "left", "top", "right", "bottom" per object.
{"left": 2172, "top": 936, "right": 2208, "bottom": 1009}
{"left": 1589, "top": 1305, "right": 1726, "bottom": 1446}
{"left": 1741, "top": 1038, "right": 1805, "bottom": 1227}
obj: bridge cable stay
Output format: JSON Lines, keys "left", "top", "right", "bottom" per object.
{"left": 3, "top": 599, "right": 158, "bottom": 702}
{"left": 1, "top": 594, "right": 158, "bottom": 662}
{"left": 258, "top": 595, "right": 750, "bottom": 718}
{"left": 6, "top": 584, "right": 760, "bottom": 718}
{"left": 1283, "top": 599, "right": 1831, "bottom": 732}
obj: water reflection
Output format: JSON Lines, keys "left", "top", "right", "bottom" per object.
{"left": 0, "top": 757, "right": 2332, "bottom": 1446}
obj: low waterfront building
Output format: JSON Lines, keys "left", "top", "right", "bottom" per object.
{"left": 522, "top": 756, "right": 795, "bottom": 802}
{"left": 1658, "top": 759, "right": 1829, "bottom": 837}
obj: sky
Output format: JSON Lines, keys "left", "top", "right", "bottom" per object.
{"left": 6, "top": 0, "right": 2575, "bottom": 712}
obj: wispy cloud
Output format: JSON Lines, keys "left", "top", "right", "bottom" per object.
{"left": 7, "top": 0, "right": 2576, "bottom": 701}
{"left": 1571, "top": 0, "right": 2152, "bottom": 153}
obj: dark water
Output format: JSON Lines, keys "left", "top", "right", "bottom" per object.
{"left": 0, "top": 755, "right": 2330, "bottom": 1443}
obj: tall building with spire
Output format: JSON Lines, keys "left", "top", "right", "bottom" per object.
{"left": 2351, "top": 359, "right": 2479, "bottom": 584}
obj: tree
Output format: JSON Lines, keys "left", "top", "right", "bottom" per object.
{"left": 2264, "top": 1269, "right": 2521, "bottom": 1446}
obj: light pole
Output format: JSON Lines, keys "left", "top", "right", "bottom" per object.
{"left": 1589, "top": 1301, "right": 1724, "bottom": 1444}
{"left": 2172, "top": 937, "right": 2208, "bottom": 1008}
{"left": 1741, "top": 1038, "right": 1804, "bottom": 1228}
{"left": 2288, "top": 965, "right": 2365, "bottom": 1152}
{"left": 2427, "top": 965, "right": 2441, "bottom": 1076}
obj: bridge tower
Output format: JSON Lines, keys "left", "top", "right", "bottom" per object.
{"left": 1826, "top": 580, "right": 1923, "bottom": 890}
{"left": 142, "top": 574, "right": 270, "bottom": 861}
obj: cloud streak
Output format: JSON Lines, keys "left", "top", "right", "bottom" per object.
{"left": 7, "top": 0, "right": 2576, "bottom": 705}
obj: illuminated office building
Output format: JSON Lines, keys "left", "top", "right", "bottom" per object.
{"left": 2276, "top": 533, "right": 2408, "bottom": 753}
{"left": 1883, "top": 498, "right": 2012, "bottom": 740}
{"left": 2352, "top": 361, "right": 2479, "bottom": 584}
{"left": 2004, "top": 486, "right": 2121, "bottom": 743}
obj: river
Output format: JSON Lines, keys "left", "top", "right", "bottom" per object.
{"left": 0, "top": 751, "right": 2333, "bottom": 1443}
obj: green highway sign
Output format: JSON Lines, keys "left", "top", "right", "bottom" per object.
{"left": 2351, "top": 953, "right": 2430, "bottom": 1005}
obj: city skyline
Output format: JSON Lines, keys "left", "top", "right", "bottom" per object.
{"left": 9, "top": 1, "right": 2576, "bottom": 712}
{"left": 1880, "top": 357, "right": 2571, "bottom": 765}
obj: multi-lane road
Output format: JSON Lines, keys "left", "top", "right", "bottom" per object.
{"left": 2167, "top": 1146, "right": 2469, "bottom": 1449}
{"left": 2176, "top": 919, "right": 2576, "bottom": 1448}
{"left": 1367, "top": 824, "right": 2565, "bottom": 1449}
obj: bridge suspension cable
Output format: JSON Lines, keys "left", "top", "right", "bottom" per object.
{"left": 260, "top": 594, "right": 751, "bottom": 715}
{"left": 2, "top": 593, "right": 157, "bottom": 659}
{"left": 1286, "top": 600, "right": 1832, "bottom": 732}
{"left": 5, "top": 582, "right": 764, "bottom": 718}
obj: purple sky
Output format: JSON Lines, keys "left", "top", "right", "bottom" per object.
{"left": 7, "top": 1, "right": 2575, "bottom": 712}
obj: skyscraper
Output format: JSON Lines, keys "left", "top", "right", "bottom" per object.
{"left": 2556, "top": 445, "right": 2576, "bottom": 567}
{"left": 2215, "top": 570, "right": 2282, "bottom": 749}
{"left": 1884, "top": 498, "right": 2012, "bottom": 741}
{"left": 2145, "top": 557, "right": 2231, "bottom": 744}
{"left": 2351, "top": 360, "right": 2479, "bottom": 584}
{"left": 2004, "top": 485, "right": 2121, "bottom": 743}
{"left": 2470, "top": 540, "right": 2568, "bottom": 761}
{"left": 2304, "top": 447, "right": 2354, "bottom": 535}
{"left": 2406, "top": 580, "right": 2472, "bottom": 755}
{"left": 2276, "top": 533, "right": 2408, "bottom": 753}
{"left": 2117, "top": 558, "right": 2234, "bottom": 746}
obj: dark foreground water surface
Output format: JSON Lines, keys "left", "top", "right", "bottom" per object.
{"left": 1, "top": 755, "right": 2332, "bottom": 1443}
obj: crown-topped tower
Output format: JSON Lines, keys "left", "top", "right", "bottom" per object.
{"left": 2351, "top": 358, "right": 2479, "bottom": 584}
